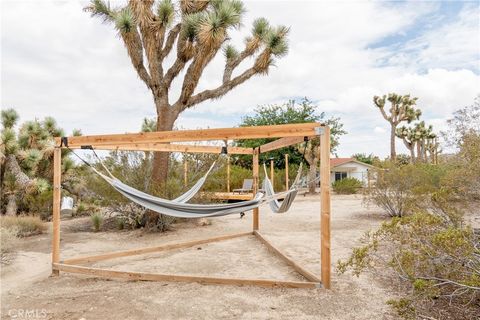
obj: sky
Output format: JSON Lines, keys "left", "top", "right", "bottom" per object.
{"left": 1, "top": 0, "right": 479, "bottom": 158}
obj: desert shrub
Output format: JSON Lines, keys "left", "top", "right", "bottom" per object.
{"left": 76, "top": 202, "right": 87, "bottom": 215}
{"left": 337, "top": 212, "right": 480, "bottom": 319}
{"left": 364, "top": 163, "right": 446, "bottom": 217}
{"left": 1, "top": 227, "right": 18, "bottom": 264}
{"left": 90, "top": 213, "right": 103, "bottom": 232}
{"left": 332, "top": 178, "right": 362, "bottom": 194}
{"left": 0, "top": 216, "right": 46, "bottom": 236}
{"left": 116, "top": 217, "right": 125, "bottom": 230}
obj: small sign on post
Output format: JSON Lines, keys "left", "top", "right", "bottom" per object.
{"left": 60, "top": 196, "right": 74, "bottom": 216}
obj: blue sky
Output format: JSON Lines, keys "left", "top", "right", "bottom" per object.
{"left": 1, "top": 0, "right": 479, "bottom": 157}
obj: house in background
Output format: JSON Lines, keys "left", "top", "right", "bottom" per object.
{"left": 330, "top": 158, "right": 375, "bottom": 186}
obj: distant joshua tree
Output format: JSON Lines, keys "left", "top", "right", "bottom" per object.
{"left": 84, "top": 0, "right": 290, "bottom": 187}
{"left": 373, "top": 94, "right": 421, "bottom": 161}
{"left": 0, "top": 108, "right": 79, "bottom": 215}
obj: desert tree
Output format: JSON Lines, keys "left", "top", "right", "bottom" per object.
{"left": 236, "top": 98, "right": 346, "bottom": 194}
{"left": 84, "top": 0, "right": 290, "bottom": 186}
{"left": 373, "top": 93, "right": 421, "bottom": 161}
{"left": 0, "top": 109, "right": 78, "bottom": 216}
{"left": 395, "top": 126, "right": 417, "bottom": 162}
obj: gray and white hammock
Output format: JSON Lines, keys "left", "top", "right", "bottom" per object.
{"left": 262, "top": 162, "right": 303, "bottom": 213}
{"left": 89, "top": 158, "right": 298, "bottom": 218}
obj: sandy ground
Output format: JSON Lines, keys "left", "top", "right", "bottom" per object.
{"left": 1, "top": 194, "right": 398, "bottom": 320}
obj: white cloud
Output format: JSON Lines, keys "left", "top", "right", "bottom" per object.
{"left": 1, "top": 0, "right": 479, "bottom": 158}
{"left": 374, "top": 127, "right": 386, "bottom": 134}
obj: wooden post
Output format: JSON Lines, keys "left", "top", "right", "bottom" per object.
{"left": 227, "top": 156, "right": 231, "bottom": 192}
{"left": 183, "top": 159, "right": 188, "bottom": 187}
{"left": 320, "top": 127, "right": 331, "bottom": 289}
{"left": 252, "top": 148, "right": 259, "bottom": 230}
{"left": 51, "top": 147, "right": 61, "bottom": 276}
{"left": 285, "top": 154, "right": 289, "bottom": 190}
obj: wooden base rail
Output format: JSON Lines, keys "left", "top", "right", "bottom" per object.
{"left": 57, "top": 231, "right": 323, "bottom": 289}
{"left": 253, "top": 231, "right": 321, "bottom": 283}
{"left": 53, "top": 263, "right": 320, "bottom": 289}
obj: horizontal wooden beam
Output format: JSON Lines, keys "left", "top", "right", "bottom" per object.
{"left": 199, "top": 192, "right": 254, "bottom": 201}
{"left": 63, "top": 232, "right": 252, "bottom": 265}
{"left": 57, "top": 123, "right": 323, "bottom": 147}
{"left": 53, "top": 263, "right": 320, "bottom": 288}
{"left": 259, "top": 136, "right": 307, "bottom": 154}
{"left": 254, "top": 231, "right": 321, "bottom": 283}
{"left": 68, "top": 143, "right": 253, "bottom": 155}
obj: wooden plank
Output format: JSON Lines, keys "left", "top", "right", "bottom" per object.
{"left": 320, "top": 126, "right": 331, "bottom": 289}
{"left": 253, "top": 231, "right": 321, "bottom": 283}
{"left": 58, "top": 123, "right": 323, "bottom": 146}
{"left": 252, "top": 148, "right": 259, "bottom": 231}
{"left": 260, "top": 136, "right": 306, "bottom": 154}
{"left": 63, "top": 232, "right": 252, "bottom": 265}
{"left": 270, "top": 159, "right": 274, "bottom": 189}
{"left": 285, "top": 154, "right": 289, "bottom": 190}
{"left": 51, "top": 147, "right": 61, "bottom": 276}
{"left": 200, "top": 192, "right": 253, "bottom": 201}
{"left": 53, "top": 263, "right": 319, "bottom": 288}
{"left": 65, "top": 143, "right": 253, "bottom": 155}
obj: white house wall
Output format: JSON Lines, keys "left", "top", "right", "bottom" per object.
{"left": 330, "top": 162, "right": 372, "bottom": 186}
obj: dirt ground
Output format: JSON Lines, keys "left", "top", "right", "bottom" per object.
{"left": 1, "top": 194, "right": 398, "bottom": 320}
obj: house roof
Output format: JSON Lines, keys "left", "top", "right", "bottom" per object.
{"left": 330, "top": 158, "right": 375, "bottom": 168}
{"left": 330, "top": 158, "right": 354, "bottom": 167}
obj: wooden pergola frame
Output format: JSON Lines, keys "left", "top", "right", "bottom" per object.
{"left": 51, "top": 123, "right": 331, "bottom": 289}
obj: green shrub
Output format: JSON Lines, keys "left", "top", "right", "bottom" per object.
{"left": 332, "top": 178, "right": 362, "bottom": 194}
{"left": 76, "top": 202, "right": 87, "bottom": 215}
{"left": 116, "top": 217, "right": 125, "bottom": 230}
{"left": 0, "top": 216, "right": 46, "bottom": 237}
{"left": 90, "top": 213, "right": 103, "bottom": 232}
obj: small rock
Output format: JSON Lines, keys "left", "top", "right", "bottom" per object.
{"left": 196, "top": 218, "right": 211, "bottom": 226}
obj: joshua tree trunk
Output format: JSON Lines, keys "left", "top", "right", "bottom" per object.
{"left": 390, "top": 125, "right": 397, "bottom": 161}
{"left": 416, "top": 142, "right": 422, "bottom": 162}
{"left": 3, "top": 155, "right": 34, "bottom": 215}
{"left": 5, "top": 194, "right": 17, "bottom": 216}
{"left": 151, "top": 97, "right": 178, "bottom": 186}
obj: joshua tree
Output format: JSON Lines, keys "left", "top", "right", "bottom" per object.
{"left": 373, "top": 94, "right": 421, "bottom": 161}
{"left": 84, "top": 0, "right": 290, "bottom": 187}
{"left": 412, "top": 121, "right": 435, "bottom": 163}
{"left": 425, "top": 135, "right": 439, "bottom": 164}
{"left": 395, "top": 126, "right": 417, "bottom": 162}
{"left": 0, "top": 109, "right": 78, "bottom": 216}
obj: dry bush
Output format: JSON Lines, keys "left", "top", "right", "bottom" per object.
{"left": 1, "top": 227, "right": 18, "bottom": 264}
{"left": 0, "top": 216, "right": 46, "bottom": 237}
{"left": 364, "top": 163, "right": 446, "bottom": 217}
{"left": 338, "top": 212, "right": 480, "bottom": 319}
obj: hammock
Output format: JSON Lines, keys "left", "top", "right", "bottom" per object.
{"left": 76, "top": 149, "right": 299, "bottom": 218}
{"left": 95, "top": 171, "right": 293, "bottom": 218}
{"left": 262, "top": 162, "right": 303, "bottom": 213}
